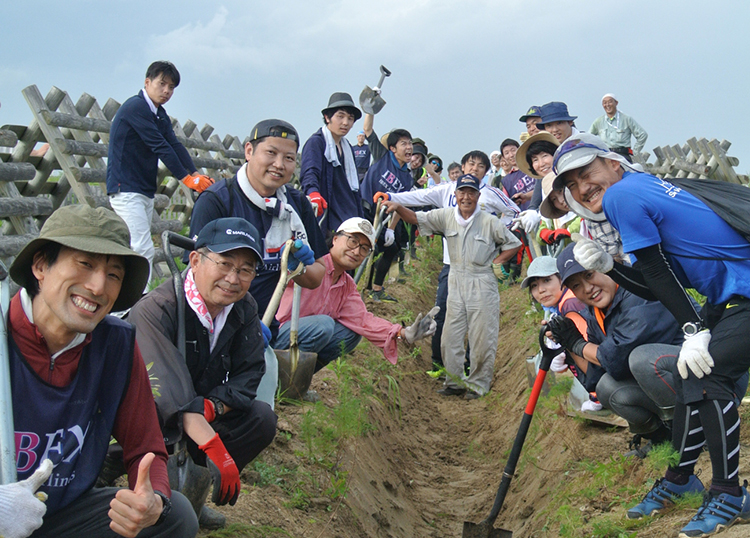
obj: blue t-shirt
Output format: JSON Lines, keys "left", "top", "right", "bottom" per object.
{"left": 352, "top": 144, "right": 371, "bottom": 171}
{"left": 603, "top": 171, "right": 750, "bottom": 304}
{"left": 501, "top": 170, "right": 535, "bottom": 211}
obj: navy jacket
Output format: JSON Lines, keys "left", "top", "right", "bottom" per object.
{"left": 581, "top": 286, "right": 685, "bottom": 392}
{"left": 299, "top": 128, "right": 363, "bottom": 235}
{"left": 107, "top": 90, "right": 196, "bottom": 197}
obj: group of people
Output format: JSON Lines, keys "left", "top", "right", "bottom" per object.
{"left": 2, "top": 58, "right": 749, "bottom": 538}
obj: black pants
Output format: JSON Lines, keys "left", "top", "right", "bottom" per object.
{"left": 33, "top": 487, "right": 197, "bottom": 538}
{"left": 186, "top": 399, "right": 277, "bottom": 472}
{"left": 369, "top": 221, "right": 407, "bottom": 289}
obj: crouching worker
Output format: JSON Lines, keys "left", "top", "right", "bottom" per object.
{"left": 275, "top": 217, "right": 438, "bottom": 375}
{"left": 546, "top": 245, "right": 688, "bottom": 456}
{"left": 3, "top": 205, "right": 197, "bottom": 538}
{"left": 129, "top": 218, "right": 277, "bottom": 529}
{"left": 384, "top": 175, "right": 521, "bottom": 399}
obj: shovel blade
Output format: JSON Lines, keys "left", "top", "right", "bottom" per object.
{"left": 359, "top": 85, "right": 386, "bottom": 115}
{"left": 276, "top": 349, "right": 317, "bottom": 400}
{"left": 462, "top": 521, "right": 513, "bottom": 538}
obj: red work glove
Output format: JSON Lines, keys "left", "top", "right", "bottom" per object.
{"left": 199, "top": 433, "right": 240, "bottom": 506}
{"left": 552, "top": 228, "right": 571, "bottom": 243}
{"left": 373, "top": 191, "right": 390, "bottom": 204}
{"left": 539, "top": 228, "right": 555, "bottom": 245}
{"left": 182, "top": 173, "right": 214, "bottom": 193}
{"left": 307, "top": 191, "right": 327, "bottom": 217}
{"left": 203, "top": 399, "right": 216, "bottom": 423}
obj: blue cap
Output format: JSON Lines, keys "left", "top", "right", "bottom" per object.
{"left": 195, "top": 217, "right": 263, "bottom": 263}
{"left": 456, "top": 174, "right": 481, "bottom": 191}
{"left": 556, "top": 243, "right": 586, "bottom": 285}
{"left": 519, "top": 105, "right": 542, "bottom": 122}
{"left": 538, "top": 102, "right": 577, "bottom": 127}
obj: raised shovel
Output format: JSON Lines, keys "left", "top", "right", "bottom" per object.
{"left": 359, "top": 65, "right": 392, "bottom": 115}
{"left": 0, "top": 261, "right": 16, "bottom": 485}
{"left": 462, "top": 326, "right": 556, "bottom": 538}
{"left": 262, "top": 239, "right": 317, "bottom": 401}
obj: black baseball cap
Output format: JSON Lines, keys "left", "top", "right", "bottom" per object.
{"left": 249, "top": 119, "right": 299, "bottom": 148}
{"left": 195, "top": 217, "right": 263, "bottom": 263}
{"left": 455, "top": 174, "right": 481, "bottom": 191}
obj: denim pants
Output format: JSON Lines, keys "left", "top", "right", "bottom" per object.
{"left": 273, "top": 315, "right": 362, "bottom": 372}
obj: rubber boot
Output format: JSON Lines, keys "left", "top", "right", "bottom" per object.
{"left": 167, "top": 450, "right": 226, "bottom": 530}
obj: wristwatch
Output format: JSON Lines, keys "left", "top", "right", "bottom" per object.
{"left": 209, "top": 397, "right": 225, "bottom": 417}
{"left": 682, "top": 321, "right": 704, "bottom": 337}
{"left": 153, "top": 490, "right": 172, "bottom": 526}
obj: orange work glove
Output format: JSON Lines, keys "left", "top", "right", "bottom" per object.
{"left": 182, "top": 173, "right": 214, "bottom": 193}
{"left": 373, "top": 191, "right": 390, "bottom": 204}
{"left": 199, "top": 433, "right": 240, "bottom": 506}
{"left": 539, "top": 229, "right": 555, "bottom": 245}
{"left": 308, "top": 192, "right": 327, "bottom": 217}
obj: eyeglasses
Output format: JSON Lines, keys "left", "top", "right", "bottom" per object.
{"left": 200, "top": 252, "right": 258, "bottom": 281}
{"left": 339, "top": 233, "right": 372, "bottom": 256}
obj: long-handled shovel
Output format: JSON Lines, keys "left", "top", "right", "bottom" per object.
{"left": 462, "top": 326, "right": 556, "bottom": 538}
{"left": 359, "top": 65, "right": 392, "bottom": 115}
{"left": 0, "top": 261, "right": 16, "bottom": 485}
{"left": 262, "top": 240, "right": 317, "bottom": 400}
{"left": 353, "top": 200, "right": 391, "bottom": 285}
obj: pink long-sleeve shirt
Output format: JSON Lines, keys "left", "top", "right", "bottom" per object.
{"left": 276, "top": 254, "right": 402, "bottom": 363}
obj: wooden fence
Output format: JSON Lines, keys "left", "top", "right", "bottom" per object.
{"left": 1, "top": 84, "right": 748, "bottom": 273}
{"left": 0, "top": 84, "right": 249, "bottom": 273}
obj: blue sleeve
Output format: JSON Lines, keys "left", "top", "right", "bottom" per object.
{"left": 127, "top": 103, "right": 195, "bottom": 178}
{"left": 603, "top": 184, "right": 662, "bottom": 252}
{"left": 299, "top": 134, "right": 325, "bottom": 196}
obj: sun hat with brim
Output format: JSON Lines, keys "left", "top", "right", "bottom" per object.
{"left": 520, "top": 256, "right": 560, "bottom": 289}
{"left": 551, "top": 132, "right": 631, "bottom": 191}
{"left": 557, "top": 243, "right": 587, "bottom": 285}
{"left": 10, "top": 204, "right": 149, "bottom": 312}
{"left": 337, "top": 217, "right": 377, "bottom": 248}
{"left": 539, "top": 172, "right": 569, "bottom": 220}
{"left": 322, "top": 92, "right": 362, "bottom": 121}
{"left": 516, "top": 131, "right": 559, "bottom": 179}
{"left": 537, "top": 101, "right": 577, "bottom": 128}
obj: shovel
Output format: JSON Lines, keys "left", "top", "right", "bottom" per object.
{"left": 262, "top": 240, "right": 317, "bottom": 401}
{"left": 462, "top": 326, "right": 556, "bottom": 538}
{"left": 0, "top": 261, "right": 16, "bottom": 485}
{"left": 353, "top": 200, "right": 391, "bottom": 285}
{"left": 359, "top": 65, "right": 392, "bottom": 115}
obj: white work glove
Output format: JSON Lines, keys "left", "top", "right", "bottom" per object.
{"left": 573, "top": 238, "right": 613, "bottom": 273}
{"left": 512, "top": 210, "right": 541, "bottom": 235}
{"left": 677, "top": 329, "right": 714, "bottom": 379}
{"left": 550, "top": 351, "right": 569, "bottom": 373}
{"left": 403, "top": 306, "right": 440, "bottom": 344}
{"left": 383, "top": 228, "right": 395, "bottom": 247}
{"left": 0, "top": 459, "right": 53, "bottom": 538}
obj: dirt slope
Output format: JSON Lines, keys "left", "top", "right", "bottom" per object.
{"left": 202, "top": 248, "right": 750, "bottom": 538}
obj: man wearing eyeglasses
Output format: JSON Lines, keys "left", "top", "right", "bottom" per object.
{"left": 274, "top": 217, "right": 438, "bottom": 372}
{"left": 129, "top": 217, "right": 277, "bottom": 529}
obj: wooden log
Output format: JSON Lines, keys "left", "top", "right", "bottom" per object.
{"left": 0, "top": 130, "right": 18, "bottom": 147}
{"left": 40, "top": 110, "right": 110, "bottom": 133}
{"left": 671, "top": 159, "right": 710, "bottom": 176}
{"left": 150, "top": 218, "right": 183, "bottom": 235}
{"left": 154, "top": 194, "right": 171, "bottom": 210}
{"left": 0, "top": 197, "right": 53, "bottom": 218}
{"left": 59, "top": 139, "right": 108, "bottom": 157}
{"left": 707, "top": 139, "right": 741, "bottom": 184}
{"left": 0, "top": 234, "right": 37, "bottom": 257}
{"left": 102, "top": 98, "right": 120, "bottom": 121}
{"left": 0, "top": 162, "right": 36, "bottom": 182}
{"left": 71, "top": 167, "right": 106, "bottom": 183}
{"left": 174, "top": 135, "right": 223, "bottom": 152}
{"left": 191, "top": 156, "right": 229, "bottom": 170}
{"left": 200, "top": 124, "right": 214, "bottom": 140}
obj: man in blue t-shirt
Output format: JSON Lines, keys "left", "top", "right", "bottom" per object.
{"left": 553, "top": 132, "right": 750, "bottom": 537}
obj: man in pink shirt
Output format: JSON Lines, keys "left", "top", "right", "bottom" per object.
{"left": 275, "top": 217, "right": 437, "bottom": 371}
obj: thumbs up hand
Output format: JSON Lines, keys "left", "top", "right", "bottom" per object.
{"left": 109, "top": 453, "right": 164, "bottom": 537}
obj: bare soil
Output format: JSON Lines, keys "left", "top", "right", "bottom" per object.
{"left": 200, "top": 250, "right": 750, "bottom": 538}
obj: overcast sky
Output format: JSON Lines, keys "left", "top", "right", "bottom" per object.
{"left": 2, "top": 0, "right": 749, "bottom": 173}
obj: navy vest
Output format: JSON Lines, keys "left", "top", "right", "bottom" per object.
{"left": 11, "top": 316, "right": 134, "bottom": 515}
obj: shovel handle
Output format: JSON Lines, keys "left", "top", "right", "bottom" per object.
{"left": 374, "top": 65, "right": 391, "bottom": 91}
{"left": 262, "top": 240, "right": 305, "bottom": 327}
{"left": 481, "top": 326, "right": 550, "bottom": 526}
{"left": 0, "top": 261, "right": 16, "bottom": 484}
